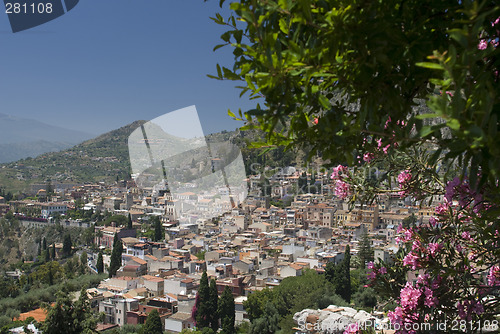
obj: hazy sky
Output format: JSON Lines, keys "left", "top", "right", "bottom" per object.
{"left": 0, "top": 0, "right": 257, "bottom": 136}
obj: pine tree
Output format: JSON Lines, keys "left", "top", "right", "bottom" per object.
{"left": 249, "top": 302, "right": 279, "bottom": 334}
{"left": 208, "top": 279, "right": 219, "bottom": 332}
{"left": 195, "top": 271, "right": 210, "bottom": 328}
{"left": 218, "top": 286, "right": 235, "bottom": 334}
{"left": 142, "top": 309, "right": 163, "bottom": 334}
{"left": 358, "top": 231, "right": 374, "bottom": 268}
{"left": 108, "top": 234, "right": 123, "bottom": 278}
{"left": 42, "top": 287, "right": 98, "bottom": 334}
{"left": 97, "top": 251, "right": 104, "bottom": 274}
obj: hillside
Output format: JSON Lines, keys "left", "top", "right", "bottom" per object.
{"left": 0, "top": 119, "right": 311, "bottom": 194}
{"left": 0, "top": 120, "right": 146, "bottom": 193}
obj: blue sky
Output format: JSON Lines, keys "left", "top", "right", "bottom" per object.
{"left": 0, "top": 0, "right": 256, "bottom": 136}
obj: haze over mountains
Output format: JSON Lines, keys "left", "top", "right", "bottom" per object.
{"left": 0, "top": 113, "right": 93, "bottom": 163}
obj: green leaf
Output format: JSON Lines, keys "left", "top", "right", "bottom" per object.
{"left": 415, "top": 113, "right": 439, "bottom": 120}
{"left": 279, "top": 19, "right": 289, "bottom": 34}
{"left": 216, "top": 64, "right": 222, "bottom": 78}
{"left": 318, "top": 95, "right": 330, "bottom": 109}
{"left": 415, "top": 62, "right": 444, "bottom": 70}
{"left": 448, "top": 29, "right": 468, "bottom": 48}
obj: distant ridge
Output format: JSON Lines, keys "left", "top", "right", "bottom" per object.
{"left": 0, "top": 119, "right": 306, "bottom": 193}
{"left": 0, "top": 120, "right": 146, "bottom": 192}
{"left": 0, "top": 113, "right": 93, "bottom": 163}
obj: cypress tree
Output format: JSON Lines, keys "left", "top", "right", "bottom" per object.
{"left": 209, "top": 278, "right": 219, "bottom": 332}
{"left": 62, "top": 234, "right": 72, "bottom": 258}
{"left": 153, "top": 216, "right": 163, "bottom": 242}
{"left": 108, "top": 234, "right": 123, "bottom": 278}
{"left": 127, "top": 213, "right": 133, "bottom": 230}
{"left": 196, "top": 271, "right": 210, "bottom": 328}
{"left": 97, "top": 251, "right": 104, "bottom": 274}
{"left": 339, "top": 245, "right": 352, "bottom": 303}
{"left": 44, "top": 249, "right": 50, "bottom": 263}
{"left": 218, "top": 286, "right": 235, "bottom": 334}
{"left": 358, "top": 231, "right": 374, "bottom": 268}
{"left": 51, "top": 243, "right": 56, "bottom": 260}
{"left": 42, "top": 237, "right": 47, "bottom": 250}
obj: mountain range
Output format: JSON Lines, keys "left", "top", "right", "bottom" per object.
{"left": 0, "top": 113, "right": 93, "bottom": 163}
{"left": 0, "top": 118, "right": 304, "bottom": 194}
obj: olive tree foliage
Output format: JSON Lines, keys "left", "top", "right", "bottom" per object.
{"left": 208, "top": 0, "right": 500, "bottom": 187}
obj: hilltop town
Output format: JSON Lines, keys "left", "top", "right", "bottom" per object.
{"left": 0, "top": 160, "right": 443, "bottom": 333}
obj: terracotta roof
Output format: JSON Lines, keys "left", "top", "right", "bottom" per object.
{"left": 169, "top": 312, "right": 193, "bottom": 321}
{"left": 129, "top": 256, "right": 147, "bottom": 265}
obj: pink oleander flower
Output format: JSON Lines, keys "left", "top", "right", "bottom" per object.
{"left": 367, "top": 270, "right": 377, "bottom": 280}
{"left": 431, "top": 275, "right": 442, "bottom": 290}
{"left": 435, "top": 202, "right": 449, "bottom": 216}
{"left": 429, "top": 216, "right": 437, "bottom": 227}
{"left": 384, "top": 116, "right": 392, "bottom": 129}
{"left": 396, "top": 224, "right": 403, "bottom": 233}
{"left": 398, "top": 170, "right": 412, "bottom": 186}
{"left": 424, "top": 287, "right": 438, "bottom": 307}
{"left": 428, "top": 243, "right": 442, "bottom": 256}
{"left": 334, "top": 180, "right": 351, "bottom": 200}
{"left": 376, "top": 138, "right": 382, "bottom": 148}
{"left": 367, "top": 261, "right": 375, "bottom": 270}
{"left": 313, "top": 118, "right": 319, "bottom": 125}
{"left": 461, "top": 231, "right": 473, "bottom": 241}
{"left": 411, "top": 240, "right": 421, "bottom": 251}
{"left": 487, "top": 265, "right": 500, "bottom": 286}
{"left": 400, "top": 282, "right": 422, "bottom": 310}
{"left": 331, "top": 165, "right": 348, "bottom": 180}
{"left": 478, "top": 39, "right": 488, "bottom": 50}
{"left": 388, "top": 306, "right": 403, "bottom": 326}
{"left": 343, "top": 322, "right": 359, "bottom": 334}
{"left": 403, "top": 252, "right": 419, "bottom": 270}
{"left": 382, "top": 144, "right": 391, "bottom": 154}
{"left": 493, "top": 16, "right": 500, "bottom": 26}
{"left": 416, "top": 274, "right": 430, "bottom": 285}
{"left": 445, "top": 177, "right": 461, "bottom": 202}
{"left": 363, "top": 152, "right": 374, "bottom": 162}
{"left": 404, "top": 229, "right": 413, "bottom": 241}
{"left": 379, "top": 267, "right": 387, "bottom": 274}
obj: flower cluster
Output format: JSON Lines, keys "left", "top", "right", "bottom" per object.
{"left": 487, "top": 265, "right": 500, "bottom": 287}
{"left": 367, "top": 261, "right": 387, "bottom": 281}
{"left": 457, "top": 300, "right": 484, "bottom": 321}
{"left": 387, "top": 275, "right": 441, "bottom": 333}
{"left": 331, "top": 165, "right": 352, "bottom": 200}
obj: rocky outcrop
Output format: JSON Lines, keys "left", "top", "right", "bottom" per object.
{"left": 293, "top": 305, "right": 379, "bottom": 333}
